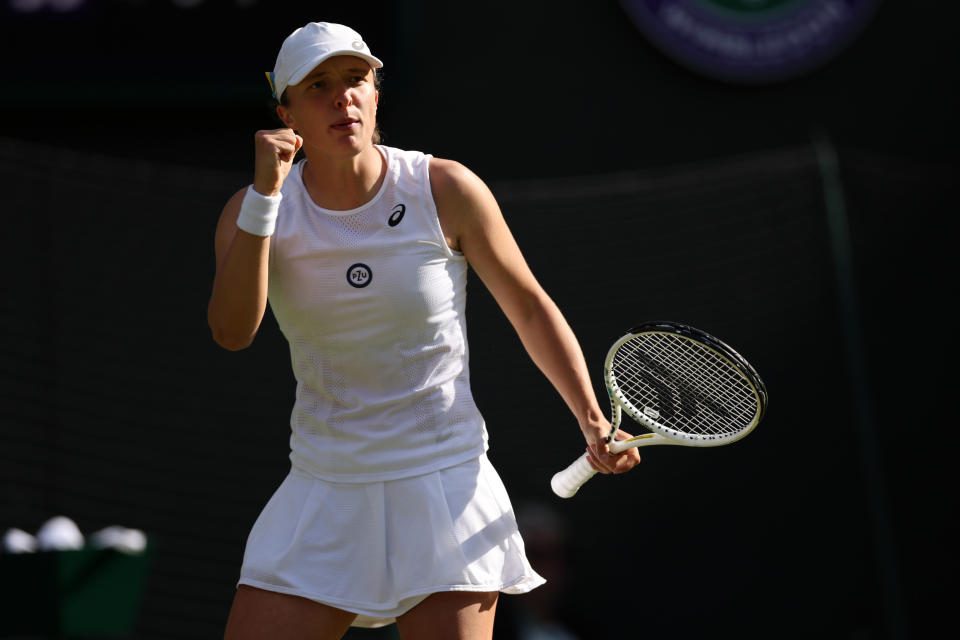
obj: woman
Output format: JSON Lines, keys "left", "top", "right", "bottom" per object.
{"left": 208, "top": 21, "right": 640, "bottom": 640}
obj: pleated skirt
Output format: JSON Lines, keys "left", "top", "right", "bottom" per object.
{"left": 237, "top": 453, "right": 545, "bottom": 628}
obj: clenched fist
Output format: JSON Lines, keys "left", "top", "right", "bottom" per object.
{"left": 252, "top": 128, "right": 303, "bottom": 197}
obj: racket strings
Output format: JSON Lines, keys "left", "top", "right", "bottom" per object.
{"left": 611, "top": 333, "right": 759, "bottom": 440}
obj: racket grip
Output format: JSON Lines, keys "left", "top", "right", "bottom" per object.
{"left": 551, "top": 453, "right": 598, "bottom": 498}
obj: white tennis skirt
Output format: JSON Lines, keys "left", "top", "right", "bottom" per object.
{"left": 237, "top": 453, "right": 545, "bottom": 628}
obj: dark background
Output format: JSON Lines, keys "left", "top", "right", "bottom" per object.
{"left": 0, "top": 1, "right": 956, "bottom": 638}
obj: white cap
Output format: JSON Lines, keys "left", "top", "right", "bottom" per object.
{"left": 269, "top": 22, "right": 383, "bottom": 100}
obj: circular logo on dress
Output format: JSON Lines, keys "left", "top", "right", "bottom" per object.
{"left": 346, "top": 263, "right": 372, "bottom": 288}
{"left": 619, "top": 0, "right": 879, "bottom": 83}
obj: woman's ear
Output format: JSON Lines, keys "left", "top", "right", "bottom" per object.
{"left": 276, "top": 104, "right": 297, "bottom": 130}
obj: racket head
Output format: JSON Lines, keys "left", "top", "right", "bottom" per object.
{"left": 604, "top": 321, "right": 767, "bottom": 446}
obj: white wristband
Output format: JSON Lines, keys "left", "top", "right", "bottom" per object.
{"left": 236, "top": 186, "right": 282, "bottom": 237}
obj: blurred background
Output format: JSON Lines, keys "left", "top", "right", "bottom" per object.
{"left": 0, "top": 0, "right": 956, "bottom": 638}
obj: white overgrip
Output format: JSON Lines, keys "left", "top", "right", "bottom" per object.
{"left": 550, "top": 453, "right": 597, "bottom": 498}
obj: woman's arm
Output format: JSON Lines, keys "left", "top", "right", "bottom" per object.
{"left": 430, "top": 158, "right": 639, "bottom": 474}
{"left": 207, "top": 189, "right": 272, "bottom": 351}
{"left": 207, "top": 128, "right": 302, "bottom": 351}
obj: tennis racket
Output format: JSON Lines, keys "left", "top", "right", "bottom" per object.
{"left": 551, "top": 321, "right": 767, "bottom": 498}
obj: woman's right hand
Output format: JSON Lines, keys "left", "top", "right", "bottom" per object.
{"left": 581, "top": 415, "right": 642, "bottom": 475}
{"left": 252, "top": 128, "right": 303, "bottom": 196}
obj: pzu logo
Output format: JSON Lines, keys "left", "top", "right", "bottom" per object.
{"left": 346, "top": 263, "right": 372, "bottom": 288}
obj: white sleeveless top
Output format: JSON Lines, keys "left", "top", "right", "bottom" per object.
{"left": 267, "top": 146, "right": 488, "bottom": 482}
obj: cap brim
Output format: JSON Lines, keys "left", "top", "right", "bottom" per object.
{"left": 287, "top": 51, "right": 384, "bottom": 88}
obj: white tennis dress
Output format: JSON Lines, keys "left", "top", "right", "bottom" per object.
{"left": 237, "top": 146, "right": 544, "bottom": 627}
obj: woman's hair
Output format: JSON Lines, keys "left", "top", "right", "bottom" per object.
{"left": 273, "top": 70, "right": 384, "bottom": 145}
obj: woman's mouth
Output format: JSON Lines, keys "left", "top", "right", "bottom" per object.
{"left": 331, "top": 118, "right": 359, "bottom": 131}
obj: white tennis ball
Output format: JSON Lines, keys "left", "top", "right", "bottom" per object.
{"left": 35, "top": 516, "right": 85, "bottom": 551}
{"left": 2, "top": 528, "right": 38, "bottom": 554}
{"left": 90, "top": 526, "right": 148, "bottom": 554}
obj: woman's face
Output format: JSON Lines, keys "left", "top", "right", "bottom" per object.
{"left": 277, "top": 55, "right": 379, "bottom": 157}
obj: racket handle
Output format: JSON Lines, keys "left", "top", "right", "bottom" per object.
{"left": 551, "top": 453, "right": 597, "bottom": 498}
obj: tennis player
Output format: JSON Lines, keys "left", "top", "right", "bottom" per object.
{"left": 209, "top": 22, "right": 641, "bottom": 640}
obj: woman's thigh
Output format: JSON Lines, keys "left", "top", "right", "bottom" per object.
{"left": 395, "top": 591, "right": 498, "bottom": 640}
{"left": 224, "top": 585, "right": 357, "bottom": 640}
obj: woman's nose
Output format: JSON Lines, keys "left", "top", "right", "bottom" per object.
{"left": 334, "top": 87, "right": 353, "bottom": 109}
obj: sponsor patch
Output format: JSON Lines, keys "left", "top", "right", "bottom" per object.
{"left": 346, "top": 263, "right": 372, "bottom": 288}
